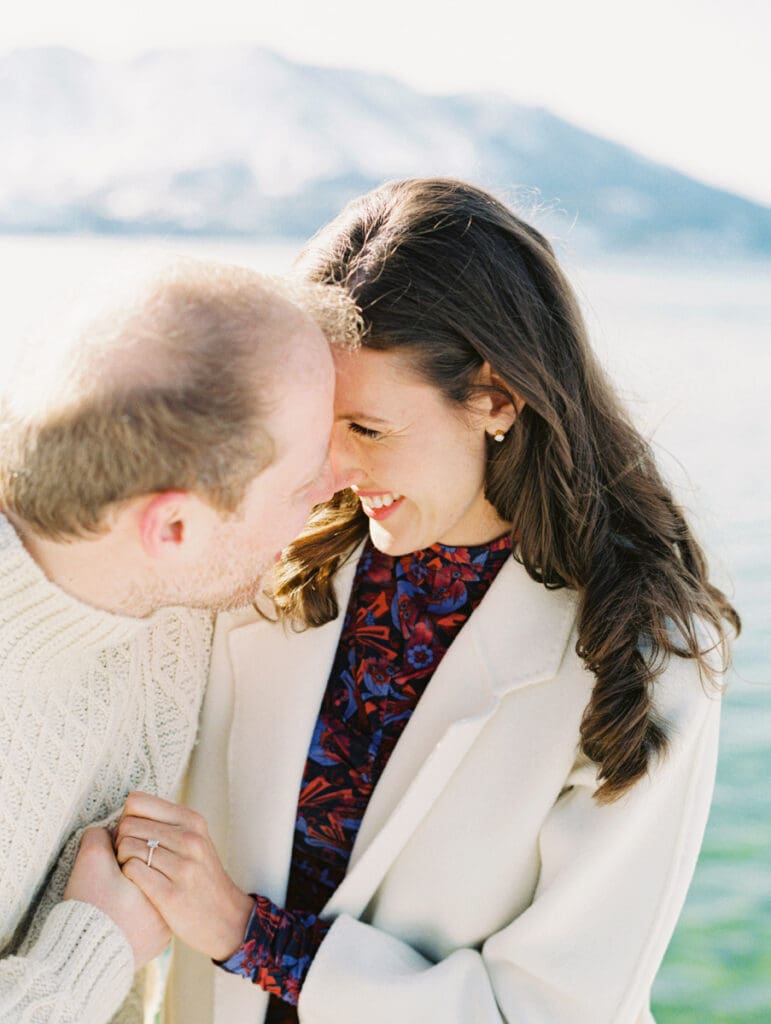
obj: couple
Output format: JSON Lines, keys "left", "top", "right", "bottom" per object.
{"left": 0, "top": 179, "right": 738, "bottom": 1024}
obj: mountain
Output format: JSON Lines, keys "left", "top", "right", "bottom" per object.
{"left": 3, "top": 45, "right": 770, "bottom": 255}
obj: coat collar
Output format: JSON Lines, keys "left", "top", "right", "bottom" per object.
{"left": 223, "top": 547, "right": 577, "bottom": 917}
{"left": 223, "top": 550, "right": 360, "bottom": 900}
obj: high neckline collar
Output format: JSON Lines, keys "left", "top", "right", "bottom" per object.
{"left": 368, "top": 531, "right": 512, "bottom": 566}
{"left": 360, "top": 533, "right": 512, "bottom": 598}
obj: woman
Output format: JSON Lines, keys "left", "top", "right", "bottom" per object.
{"left": 116, "top": 179, "right": 738, "bottom": 1024}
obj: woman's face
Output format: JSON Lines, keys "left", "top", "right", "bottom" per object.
{"left": 331, "top": 347, "right": 513, "bottom": 556}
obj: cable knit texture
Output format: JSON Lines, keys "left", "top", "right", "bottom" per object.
{"left": 0, "top": 513, "right": 213, "bottom": 1023}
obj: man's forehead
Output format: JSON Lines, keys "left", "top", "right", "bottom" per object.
{"left": 276, "top": 325, "right": 335, "bottom": 389}
{"left": 267, "top": 350, "right": 334, "bottom": 448}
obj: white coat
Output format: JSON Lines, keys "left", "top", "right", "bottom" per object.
{"left": 166, "top": 548, "right": 721, "bottom": 1024}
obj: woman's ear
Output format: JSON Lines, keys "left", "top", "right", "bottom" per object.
{"left": 476, "top": 363, "right": 523, "bottom": 436}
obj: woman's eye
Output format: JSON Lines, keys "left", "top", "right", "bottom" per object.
{"left": 348, "top": 422, "right": 382, "bottom": 439}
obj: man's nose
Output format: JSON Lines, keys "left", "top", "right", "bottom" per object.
{"left": 328, "top": 425, "right": 360, "bottom": 492}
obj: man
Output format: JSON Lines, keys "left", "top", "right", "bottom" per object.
{"left": 0, "top": 260, "right": 355, "bottom": 1023}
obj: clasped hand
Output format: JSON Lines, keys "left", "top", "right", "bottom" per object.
{"left": 66, "top": 792, "right": 254, "bottom": 968}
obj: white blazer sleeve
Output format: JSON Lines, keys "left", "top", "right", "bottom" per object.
{"left": 298, "top": 660, "right": 721, "bottom": 1024}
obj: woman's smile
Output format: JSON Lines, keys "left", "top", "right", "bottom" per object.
{"left": 352, "top": 486, "right": 404, "bottom": 519}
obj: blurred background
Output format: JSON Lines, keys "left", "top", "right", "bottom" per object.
{"left": 2, "top": 2, "right": 769, "bottom": 1020}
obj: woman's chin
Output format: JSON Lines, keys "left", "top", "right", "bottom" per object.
{"left": 369, "top": 521, "right": 429, "bottom": 558}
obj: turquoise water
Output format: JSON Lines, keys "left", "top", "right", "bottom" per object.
{"left": 652, "top": 534, "right": 771, "bottom": 1023}
{"left": 573, "top": 256, "right": 771, "bottom": 1021}
{"left": 1, "top": 236, "right": 768, "bottom": 1021}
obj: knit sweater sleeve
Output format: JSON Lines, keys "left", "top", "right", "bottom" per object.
{"left": 0, "top": 824, "right": 136, "bottom": 1024}
{"left": 0, "top": 901, "right": 135, "bottom": 1024}
{"left": 0, "top": 607, "right": 213, "bottom": 1024}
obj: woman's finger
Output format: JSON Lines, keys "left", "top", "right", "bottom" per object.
{"left": 122, "top": 854, "right": 175, "bottom": 909}
{"left": 116, "top": 834, "right": 177, "bottom": 881}
{"left": 121, "top": 791, "right": 203, "bottom": 830}
{"left": 115, "top": 815, "right": 184, "bottom": 854}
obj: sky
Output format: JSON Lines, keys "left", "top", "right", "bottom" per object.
{"left": 2, "top": 0, "right": 770, "bottom": 207}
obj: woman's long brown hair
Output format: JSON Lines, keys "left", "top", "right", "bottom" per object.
{"left": 274, "top": 177, "right": 739, "bottom": 802}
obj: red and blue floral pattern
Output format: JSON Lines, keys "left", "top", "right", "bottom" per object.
{"left": 219, "top": 534, "right": 512, "bottom": 1015}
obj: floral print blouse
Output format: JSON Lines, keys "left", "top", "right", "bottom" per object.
{"left": 219, "top": 534, "right": 512, "bottom": 1018}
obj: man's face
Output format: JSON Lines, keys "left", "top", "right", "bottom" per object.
{"left": 184, "top": 324, "right": 338, "bottom": 610}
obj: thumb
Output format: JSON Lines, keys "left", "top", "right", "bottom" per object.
{"left": 79, "top": 826, "right": 115, "bottom": 854}
{"left": 66, "top": 826, "right": 122, "bottom": 902}
{"left": 77, "top": 827, "right": 121, "bottom": 875}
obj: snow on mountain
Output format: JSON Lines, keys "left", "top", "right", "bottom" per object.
{"left": 3, "top": 45, "right": 770, "bottom": 254}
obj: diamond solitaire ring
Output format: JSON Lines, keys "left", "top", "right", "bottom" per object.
{"left": 146, "top": 838, "right": 160, "bottom": 868}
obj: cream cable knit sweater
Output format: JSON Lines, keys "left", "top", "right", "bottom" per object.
{"left": 0, "top": 513, "right": 213, "bottom": 1023}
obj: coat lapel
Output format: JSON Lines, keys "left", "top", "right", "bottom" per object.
{"left": 323, "top": 556, "right": 577, "bottom": 919}
{"left": 223, "top": 548, "right": 577, "bottom": 925}
{"left": 224, "top": 552, "right": 358, "bottom": 902}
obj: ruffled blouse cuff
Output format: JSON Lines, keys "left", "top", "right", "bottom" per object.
{"left": 216, "top": 894, "right": 331, "bottom": 1006}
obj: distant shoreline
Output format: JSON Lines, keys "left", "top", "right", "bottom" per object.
{"left": 2, "top": 227, "right": 770, "bottom": 269}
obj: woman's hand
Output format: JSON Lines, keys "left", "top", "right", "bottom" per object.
{"left": 65, "top": 826, "right": 171, "bottom": 967}
{"left": 115, "top": 791, "right": 255, "bottom": 962}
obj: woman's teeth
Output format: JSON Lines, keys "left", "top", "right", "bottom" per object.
{"left": 359, "top": 492, "right": 402, "bottom": 511}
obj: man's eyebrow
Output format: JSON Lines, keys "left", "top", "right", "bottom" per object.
{"left": 336, "top": 411, "right": 391, "bottom": 425}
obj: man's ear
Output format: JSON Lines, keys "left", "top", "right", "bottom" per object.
{"left": 138, "top": 491, "right": 193, "bottom": 559}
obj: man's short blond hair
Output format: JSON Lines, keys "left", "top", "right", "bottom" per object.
{"left": 0, "top": 259, "right": 359, "bottom": 540}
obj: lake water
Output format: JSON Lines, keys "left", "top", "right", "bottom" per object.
{"left": 0, "top": 235, "right": 768, "bottom": 1022}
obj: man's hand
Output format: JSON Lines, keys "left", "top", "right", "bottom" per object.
{"left": 115, "top": 791, "right": 254, "bottom": 962}
{"left": 64, "top": 827, "right": 171, "bottom": 967}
